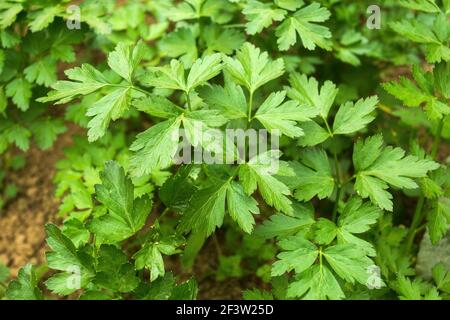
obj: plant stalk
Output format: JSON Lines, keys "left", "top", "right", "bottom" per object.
{"left": 186, "top": 91, "right": 193, "bottom": 111}
{"left": 405, "top": 117, "right": 444, "bottom": 252}
{"left": 332, "top": 151, "right": 341, "bottom": 223}
{"left": 247, "top": 90, "right": 254, "bottom": 122}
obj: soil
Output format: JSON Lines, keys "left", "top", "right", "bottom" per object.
{"left": 0, "top": 126, "right": 79, "bottom": 276}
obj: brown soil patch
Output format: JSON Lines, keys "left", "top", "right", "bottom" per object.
{"left": 0, "top": 126, "right": 79, "bottom": 276}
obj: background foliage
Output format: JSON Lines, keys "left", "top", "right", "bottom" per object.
{"left": 0, "top": 0, "right": 449, "bottom": 300}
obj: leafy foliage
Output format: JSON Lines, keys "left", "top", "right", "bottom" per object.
{"left": 3, "top": 0, "right": 450, "bottom": 301}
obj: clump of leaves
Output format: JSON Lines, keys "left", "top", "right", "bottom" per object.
{"left": 4, "top": 0, "right": 450, "bottom": 301}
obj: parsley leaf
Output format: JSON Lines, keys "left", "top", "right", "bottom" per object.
{"left": 353, "top": 135, "right": 440, "bottom": 211}
{"left": 272, "top": 237, "right": 318, "bottom": 276}
{"left": 239, "top": 150, "right": 294, "bottom": 215}
{"left": 6, "top": 264, "right": 43, "bottom": 300}
{"left": 332, "top": 96, "right": 379, "bottom": 135}
{"left": 242, "top": 0, "right": 286, "bottom": 35}
{"left": 89, "top": 161, "right": 152, "bottom": 242}
{"left": 254, "top": 90, "right": 317, "bottom": 138}
{"left": 44, "top": 224, "right": 95, "bottom": 295}
{"left": 292, "top": 148, "right": 334, "bottom": 201}
{"left": 224, "top": 42, "right": 285, "bottom": 94}
{"left": 287, "top": 264, "right": 344, "bottom": 300}
{"left": 275, "top": 3, "right": 332, "bottom": 51}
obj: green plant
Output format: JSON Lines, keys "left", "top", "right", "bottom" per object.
{"left": 3, "top": 0, "right": 450, "bottom": 301}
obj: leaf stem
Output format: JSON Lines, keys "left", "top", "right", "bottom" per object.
{"left": 430, "top": 118, "right": 444, "bottom": 159}
{"left": 405, "top": 117, "right": 444, "bottom": 253}
{"left": 332, "top": 151, "right": 341, "bottom": 223}
{"left": 132, "top": 85, "right": 152, "bottom": 96}
{"left": 186, "top": 91, "right": 193, "bottom": 111}
{"left": 323, "top": 117, "right": 333, "bottom": 137}
{"left": 247, "top": 90, "right": 254, "bottom": 122}
{"left": 109, "top": 83, "right": 152, "bottom": 96}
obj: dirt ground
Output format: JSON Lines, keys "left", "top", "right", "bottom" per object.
{"left": 0, "top": 129, "right": 78, "bottom": 275}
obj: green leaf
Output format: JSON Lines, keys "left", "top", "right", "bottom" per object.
{"left": 275, "top": 3, "right": 331, "bottom": 51}
{"left": 0, "top": 85, "right": 6, "bottom": 114}
{"left": 287, "top": 73, "right": 338, "bottom": 120}
{"left": 169, "top": 0, "right": 235, "bottom": 24}
{"left": 293, "top": 149, "right": 335, "bottom": 201}
{"left": 89, "top": 161, "right": 152, "bottom": 242}
{"left": 0, "top": 3, "right": 23, "bottom": 29}
{"left": 227, "top": 181, "right": 260, "bottom": 234}
{"left": 275, "top": 0, "right": 304, "bottom": 11}
{"left": 5, "top": 78, "right": 32, "bottom": 111}
{"left": 239, "top": 150, "right": 293, "bottom": 215}
{"left": 6, "top": 264, "right": 43, "bottom": 300}
{"left": 143, "top": 54, "right": 222, "bottom": 93}
{"left": 202, "top": 24, "right": 245, "bottom": 55}
{"left": 383, "top": 65, "right": 450, "bottom": 120}
{"left": 242, "top": 0, "right": 287, "bottom": 35}
{"left": 336, "top": 197, "right": 382, "bottom": 256}
{"left": 394, "top": 276, "right": 440, "bottom": 300}
{"left": 332, "top": 96, "right": 378, "bottom": 135}
{"left": 243, "top": 289, "right": 274, "bottom": 300}
{"left": 224, "top": 42, "right": 285, "bottom": 93}
{"left": 130, "top": 117, "right": 182, "bottom": 176}
{"left": 399, "top": 0, "right": 441, "bottom": 13}
{"left": 272, "top": 236, "right": 318, "bottom": 276}
{"left": 1, "top": 123, "right": 31, "bottom": 151}
{"left": 353, "top": 135, "right": 439, "bottom": 211}
{"left": 134, "top": 95, "right": 183, "bottom": 119}
{"left": 199, "top": 81, "right": 248, "bottom": 119}
{"left": 182, "top": 115, "right": 228, "bottom": 156}
{"left": 24, "top": 57, "right": 57, "bottom": 87}
{"left": 432, "top": 263, "right": 450, "bottom": 293}
{"left": 62, "top": 219, "right": 90, "bottom": 248}
{"left": 28, "top": 5, "right": 63, "bottom": 32}
{"left": 37, "top": 64, "right": 109, "bottom": 104}
{"left": 158, "top": 27, "right": 197, "bottom": 67}
{"left": 186, "top": 53, "right": 223, "bottom": 91}
{"left": 134, "top": 240, "right": 180, "bottom": 282}
{"left": 309, "top": 219, "right": 337, "bottom": 247}
{"left": 287, "top": 264, "right": 344, "bottom": 300}
{"left": 94, "top": 245, "right": 140, "bottom": 293}
{"left": 297, "top": 121, "right": 330, "bottom": 147}
{"left": 108, "top": 41, "right": 145, "bottom": 83}
{"left": 44, "top": 224, "right": 95, "bottom": 295}
{"left": 170, "top": 279, "right": 199, "bottom": 300}
{"left": 427, "top": 197, "right": 450, "bottom": 244}
{"left": 86, "top": 87, "right": 131, "bottom": 142}
{"left": 255, "top": 203, "right": 314, "bottom": 239}
{"left": 159, "top": 165, "right": 197, "bottom": 212}
{"left": 323, "top": 244, "right": 373, "bottom": 285}
{"left": 135, "top": 273, "right": 176, "bottom": 300}
{"left": 390, "top": 20, "right": 439, "bottom": 44}
{"left": 254, "top": 91, "right": 317, "bottom": 138}
{"left": 30, "top": 118, "right": 67, "bottom": 150}
{"left": 178, "top": 179, "right": 229, "bottom": 237}
{"left": 390, "top": 18, "right": 450, "bottom": 63}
